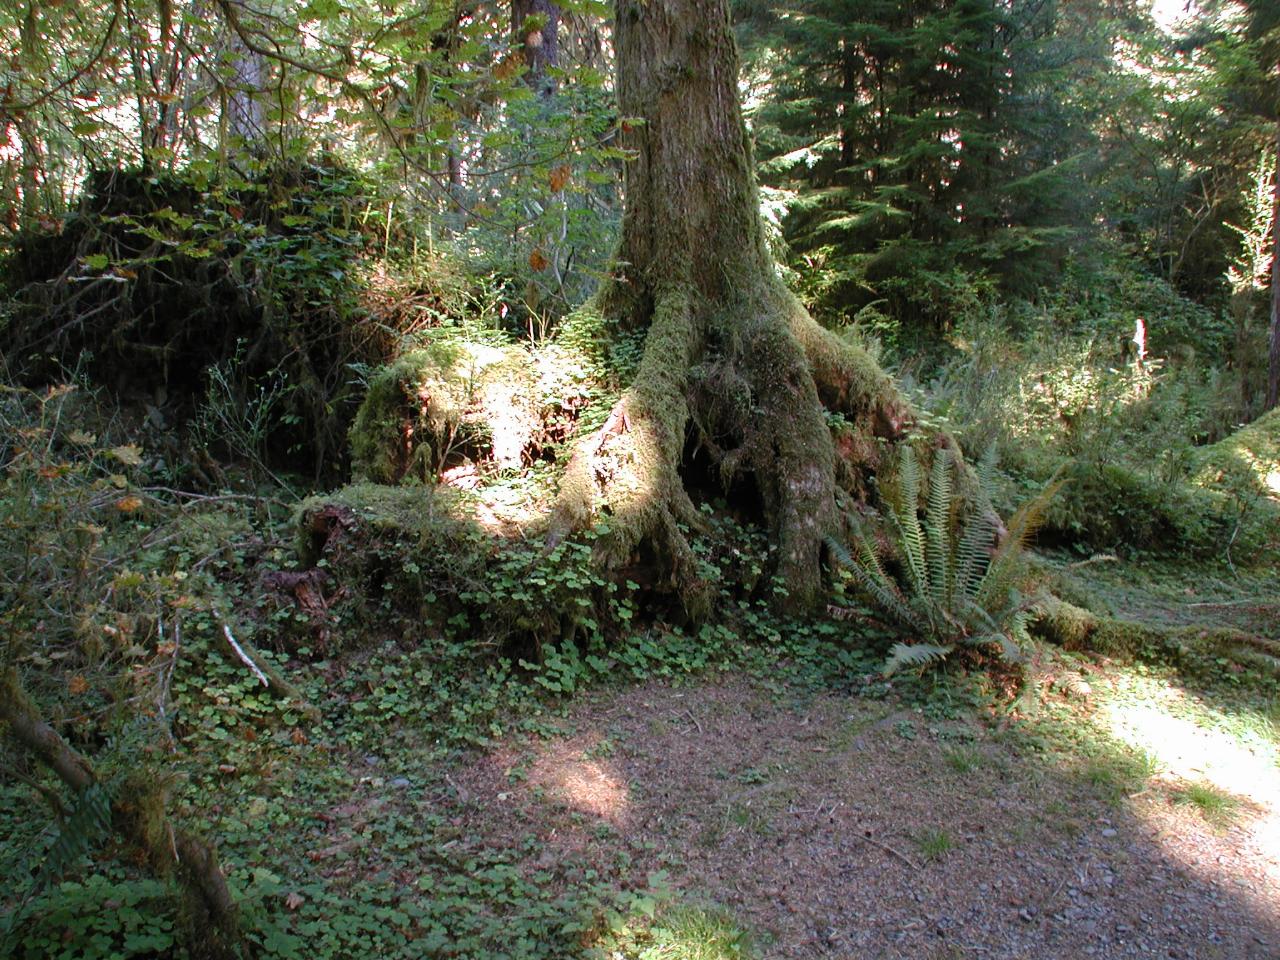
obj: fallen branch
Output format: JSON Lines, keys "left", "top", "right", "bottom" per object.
{"left": 222, "top": 622, "right": 269, "bottom": 687}
{"left": 0, "top": 668, "right": 242, "bottom": 958}
{"left": 852, "top": 830, "right": 921, "bottom": 871}
{"left": 216, "top": 618, "right": 320, "bottom": 721}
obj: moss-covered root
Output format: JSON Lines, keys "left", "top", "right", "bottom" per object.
{"left": 786, "top": 298, "right": 912, "bottom": 439}
{"left": 548, "top": 287, "right": 709, "bottom": 614}
{"left": 1033, "top": 596, "right": 1280, "bottom": 679}
{"left": 729, "top": 311, "right": 837, "bottom": 609}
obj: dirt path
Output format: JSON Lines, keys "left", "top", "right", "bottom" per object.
{"left": 450, "top": 676, "right": 1280, "bottom": 959}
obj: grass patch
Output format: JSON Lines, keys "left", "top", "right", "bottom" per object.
{"left": 942, "top": 745, "right": 984, "bottom": 773}
{"left": 628, "top": 904, "right": 757, "bottom": 960}
{"left": 913, "top": 828, "right": 956, "bottom": 861}
{"left": 1172, "top": 782, "right": 1242, "bottom": 827}
{"left": 1079, "top": 748, "right": 1160, "bottom": 804}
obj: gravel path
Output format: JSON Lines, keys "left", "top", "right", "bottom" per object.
{"left": 454, "top": 676, "right": 1280, "bottom": 959}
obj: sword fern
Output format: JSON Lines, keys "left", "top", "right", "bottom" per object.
{"left": 829, "top": 445, "right": 1063, "bottom": 676}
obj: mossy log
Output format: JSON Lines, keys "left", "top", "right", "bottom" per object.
{"left": 543, "top": 0, "right": 925, "bottom": 615}
{"left": 292, "top": 483, "right": 494, "bottom": 637}
{"left": 0, "top": 669, "right": 241, "bottom": 959}
{"left": 1032, "top": 596, "right": 1280, "bottom": 679}
{"left": 1193, "top": 407, "right": 1280, "bottom": 502}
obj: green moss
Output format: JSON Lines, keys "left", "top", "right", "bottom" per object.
{"left": 1032, "top": 596, "right": 1280, "bottom": 685}
{"left": 348, "top": 340, "right": 540, "bottom": 484}
{"left": 785, "top": 292, "right": 905, "bottom": 428}
{"left": 1193, "top": 407, "right": 1280, "bottom": 503}
{"left": 550, "top": 286, "right": 702, "bottom": 586}
{"left": 295, "top": 482, "right": 476, "bottom": 561}
{"left": 293, "top": 483, "right": 492, "bottom": 638}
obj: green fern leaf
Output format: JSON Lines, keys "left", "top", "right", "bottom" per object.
{"left": 827, "top": 533, "right": 927, "bottom": 632}
{"left": 890, "top": 446, "right": 929, "bottom": 603}
{"left": 952, "top": 506, "right": 998, "bottom": 606}
{"left": 975, "top": 475, "right": 1064, "bottom": 608}
{"left": 38, "top": 783, "right": 113, "bottom": 887}
{"left": 976, "top": 443, "right": 999, "bottom": 505}
{"left": 925, "top": 448, "right": 953, "bottom": 606}
{"left": 884, "top": 642, "right": 954, "bottom": 675}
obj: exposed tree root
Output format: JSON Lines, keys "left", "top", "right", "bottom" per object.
{"left": 549, "top": 286, "right": 710, "bottom": 613}
{"left": 545, "top": 271, "right": 929, "bottom": 613}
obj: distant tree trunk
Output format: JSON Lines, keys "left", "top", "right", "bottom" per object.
{"left": 1268, "top": 116, "right": 1279, "bottom": 410}
{"left": 223, "top": 32, "right": 266, "bottom": 151}
{"left": 512, "top": 0, "right": 560, "bottom": 97}
{"left": 549, "top": 0, "right": 915, "bottom": 613}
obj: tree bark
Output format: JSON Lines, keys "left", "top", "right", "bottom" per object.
{"left": 550, "top": 0, "right": 912, "bottom": 612}
{"left": 1267, "top": 111, "right": 1279, "bottom": 411}
{"left": 512, "top": 0, "right": 560, "bottom": 97}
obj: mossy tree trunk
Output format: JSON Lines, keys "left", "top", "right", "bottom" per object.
{"left": 550, "top": 0, "right": 912, "bottom": 612}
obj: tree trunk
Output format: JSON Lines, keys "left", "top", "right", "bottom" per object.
{"left": 550, "top": 0, "right": 912, "bottom": 612}
{"left": 512, "top": 0, "right": 560, "bottom": 97}
{"left": 1267, "top": 112, "right": 1279, "bottom": 411}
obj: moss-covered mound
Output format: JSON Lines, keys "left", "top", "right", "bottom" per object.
{"left": 0, "top": 163, "right": 431, "bottom": 479}
{"left": 348, "top": 341, "right": 544, "bottom": 483}
{"left": 291, "top": 482, "right": 608, "bottom": 652}
{"left": 1193, "top": 407, "right": 1280, "bottom": 503}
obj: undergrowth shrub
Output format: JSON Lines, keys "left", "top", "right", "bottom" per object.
{"left": 0, "top": 161, "right": 487, "bottom": 482}
{"left": 920, "top": 310, "right": 1277, "bottom": 560}
{"left": 0, "top": 380, "right": 294, "bottom": 954}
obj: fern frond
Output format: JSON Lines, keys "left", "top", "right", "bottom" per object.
{"left": 1003, "top": 472, "right": 1067, "bottom": 554}
{"left": 1054, "top": 669, "right": 1093, "bottom": 699}
{"left": 1010, "top": 608, "right": 1034, "bottom": 646}
{"left": 37, "top": 783, "right": 112, "bottom": 887}
{"left": 975, "top": 474, "right": 1065, "bottom": 608}
{"left": 824, "top": 533, "right": 857, "bottom": 572}
{"left": 925, "top": 448, "right": 953, "bottom": 606}
{"left": 890, "top": 446, "right": 929, "bottom": 602}
{"left": 826, "top": 533, "right": 925, "bottom": 632}
{"left": 952, "top": 505, "right": 998, "bottom": 606}
{"left": 976, "top": 443, "right": 999, "bottom": 506}
{"left": 853, "top": 538, "right": 927, "bottom": 632}
{"left": 997, "top": 635, "right": 1026, "bottom": 663}
{"left": 884, "top": 642, "right": 954, "bottom": 676}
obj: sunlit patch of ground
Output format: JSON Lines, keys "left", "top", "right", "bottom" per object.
{"left": 1100, "top": 670, "right": 1280, "bottom": 901}
{"left": 531, "top": 748, "right": 632, "bottom": 824}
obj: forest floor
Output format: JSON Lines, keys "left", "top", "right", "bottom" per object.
{"left": 6, "top": 557, "right": 1277, "bottom": 960}
{"left": 447, "top": 668, "right": 1279, "bottom": 959}
{"left": 287, "top": 562, "right": 1280, "bottom": 959}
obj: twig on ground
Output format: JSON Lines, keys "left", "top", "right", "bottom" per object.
{"left": 222, "top": 622, "right": 270, "bottom": 687}
{"left": 853, "top": 830, "right": 921, "bottom": 871}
